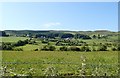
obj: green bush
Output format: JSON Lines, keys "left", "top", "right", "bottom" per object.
{"left": 41, "top": 39, "right": 49, "bottom": 44}
{"left": 41, "top": 45, "right": 56, "bottom": 51}
{"left": 117, "top": 46, "right": 120, "bottom": 51}
{"left": 60, "top": 46, "right": 68, "bottom": 51}
{"left": 81, "top": 46, "right": 91, "bottom": 52}
{"left": 14, "top": 48, "right": 23, "bottom": 51}
{"left": 68, "top": 46, "right": 80, "bottom": 51}
{"left": 97, "top": 45, "right": 107, "bottom": 51}
{"left": 28, "top": 40, "right": 36, "bottom": 44}
{"left": 34, "top": 49, "right": 38, "bottom": 51}
{"left": 91, "top": 46, "right": 96, "bottom": 51}
{"left": 49, "top": 46, "right": 56, "bottom": 51}
{"left": 1, "top": 42, "right": 13, "bottom": 50}
{"left": 111, "top": 47, "right": 117, "bottom": 51}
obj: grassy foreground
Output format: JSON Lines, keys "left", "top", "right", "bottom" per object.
{"left": 2, "top": 51, "right": 118, "bottom": 76}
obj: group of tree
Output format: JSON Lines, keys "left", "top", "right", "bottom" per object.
{"left": 55, "top": 40, "right": 87, "bottom": 46}
{"left": 1, "top": 42, "right": 13, "bottom": 50}
{"left": 60, "top": 46, "right": 91, "bottom": 52}
{"left": 41, "top": 45, "right": 56, "bottom": 51}
{"left": 0, "top": 39, "right": 36, "bottom": 50}
{"left": 35, "top": 33, "right": 63, "bottom": 38}
{"left": 92, "top": 34, "right": 108, "bottom": 39}
{"left": 74, "top": 34, "right": 91, "bottom": 39}
{"left": 35, "top": 33, "right": 92, "bottom": 39}
{"left": 40, "top": 44, "right": 120, "bottom": 52}
{"left": 41, "top": 45, "right": 91, "bottom": 52}
{"left": 0, "top": 31, "right": 9, "bottom": 37}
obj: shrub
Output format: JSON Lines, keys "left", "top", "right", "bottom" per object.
{"left": 28, "top": 40, "right": 36, "bottom": 44}
{"left": 2, "top": 42, "right": 13, "bottom": 50}
{"left": 97, "top": 45, "right": 107, "bottom": 51}
{"left": 111, "top": 47, "right": 117, "bottom": 51}
{"left": 41, "top": 45, "right": 49, "bottom": 51}
{"left": 41, "top": 40, "right": 49, "bottom": 44}
{"left": 117, "top": 46, "right": 120, "bottom": 51}
{"left": 81, "top": 46, "right": 91, "bottom": 52}
{"left": 34, "top": 49, "right": 38, "bottom": 51}
{"left": 60, "top": 46, "right": 68, "bottom": 51}
{"left": 91, "top": 46, "right": 96, "bottom": 51}
{"left": 14, "top": 39, "right": 29, "bottom": 46}
{"left": 49, "top": 46, "right": 56, "bottom": 51}
{"left": 14, "top": 48, "right": 23, "bottom": 51}
{"left": 41, "top": 45, "right": 56, "bottom": 51}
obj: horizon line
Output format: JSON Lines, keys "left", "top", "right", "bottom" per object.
{"left": 1, "top": 29, "right": 118, "bottom": 32}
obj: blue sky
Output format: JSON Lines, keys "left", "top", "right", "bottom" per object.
{"left": 1, "top": 2, "right": 118, "bottom": 31}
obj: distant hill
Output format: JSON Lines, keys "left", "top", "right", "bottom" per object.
{"left": 94, "top": 30, "right": 111, "bottom": 32}
{"left": 3, "top": 30, "right": 117, "bottom": 37}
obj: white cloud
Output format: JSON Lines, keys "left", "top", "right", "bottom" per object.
{"left": 43, "top": 22, "right": 61, "bottom": 28}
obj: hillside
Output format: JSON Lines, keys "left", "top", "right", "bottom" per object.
{"left": 3, "top": 30, "right": 118, "bottom": 36}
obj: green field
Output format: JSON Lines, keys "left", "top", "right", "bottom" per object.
{"left": 1, "top": 31, "right": 119, "bottom": 77}
{"left": 2, "top": 51, "right": 118, "bottom": 76}
{"left": 0, "top": 37, "right": 28, "bottom": 43}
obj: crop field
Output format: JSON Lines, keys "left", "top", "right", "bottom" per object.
{"left": 2, "top": 51, "right": 118, "bottom": 76}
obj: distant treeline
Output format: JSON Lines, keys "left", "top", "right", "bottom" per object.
{"left": 1, "top": 30, "right": 117, "bottom": 39}
{"left": 0, "top": 31, "right": 9, "bottom": 37}
{"left": 35, "top": 33, "right": 92, "bottom": 39}
{"left": 0, "top": 30, "right": 92, "bottom": 39}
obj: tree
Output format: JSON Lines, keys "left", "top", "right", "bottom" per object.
{"left": 0, "top": 31, "right": 9, "bottom": 37}
{"left": 92, "top": 35, "right": 97, "bottom": 39}
{"left": 98, "top": 34, "right": 101, "bottom": 39}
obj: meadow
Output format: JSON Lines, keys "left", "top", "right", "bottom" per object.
{"left": 0, "top": 37, "right": 28, "bottom": 43}
{"left": 2, "top": 51, "right": 118, "bottom": 76}
{"left": 0, "top": 31, "right": 119, "bottom": 77}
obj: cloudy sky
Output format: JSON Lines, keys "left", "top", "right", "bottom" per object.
{"left": 0, "top": 2, "right": 118, "bottom": 31}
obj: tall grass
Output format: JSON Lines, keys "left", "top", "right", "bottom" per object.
{"left": 1, "top": 51, "right": 118, "bottom": 76}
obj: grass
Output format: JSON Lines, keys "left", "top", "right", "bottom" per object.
{"left": 14, "top": 44, "right": 40, "bottom": 51}
{"left": 0, "top": 37, "right": 29, "bottom": 43}
{"left": 1, "top": 36, "right": 119, "bottom": 76}
{"left": 2, "top": 51, "right": 118, "bottom": 64}
{"left": 2, "top": 51, "right": 118, "bottom": 76}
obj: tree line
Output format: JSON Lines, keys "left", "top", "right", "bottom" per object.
{"left": 0, "top": 39, "right": 36, "bottom": 50}
{"left": 39, "top": 44, "right": 120, "bottom": 52}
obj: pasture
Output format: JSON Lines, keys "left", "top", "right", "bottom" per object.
{"left": 2, "top": 51, "right": 118, "bottom": 76}
{"left": 0, "top": 37, "right": 28, "bottom": 43}
{"left": 0, "top": 31, "right": 119, "bottom": 77}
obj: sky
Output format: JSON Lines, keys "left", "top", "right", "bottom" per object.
{"left": 0, "top": 2, "right": 118, "bottom": 31}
